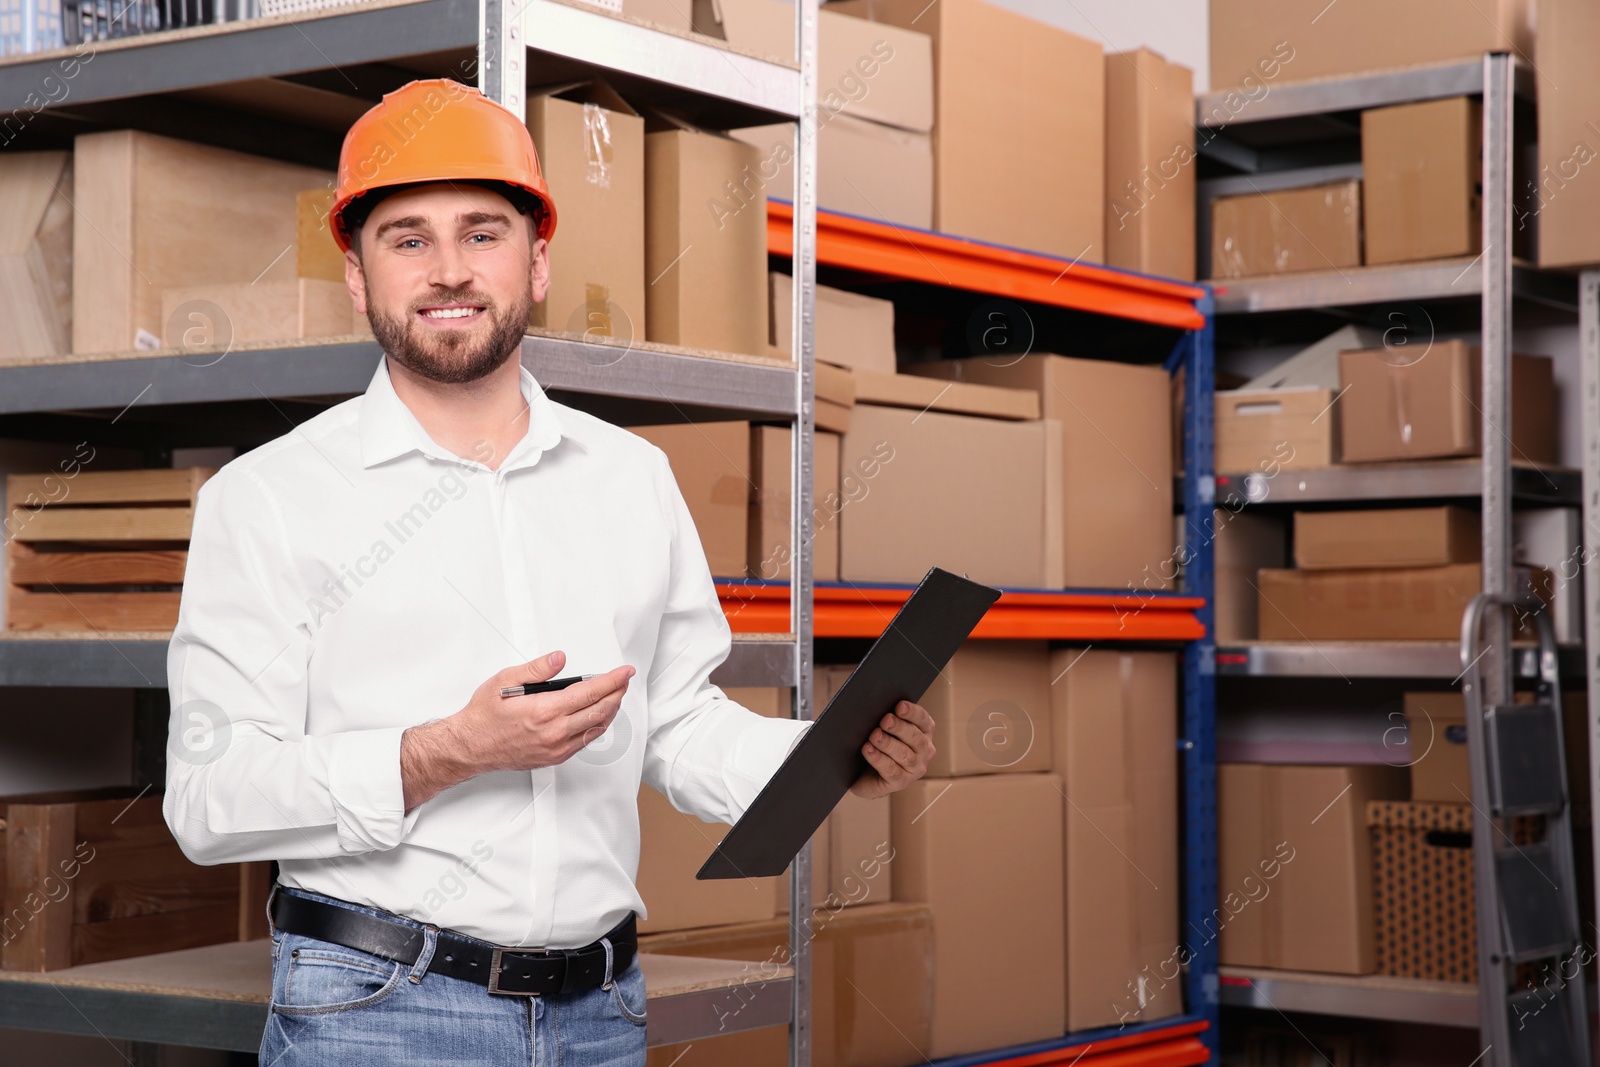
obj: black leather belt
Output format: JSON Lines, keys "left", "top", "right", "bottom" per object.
{"left": 271, "top": 889, "right": 637, "bottom": 996}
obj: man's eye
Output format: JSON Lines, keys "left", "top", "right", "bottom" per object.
{"left": 468, "top": 233, "right": 494, "bottom": 244}
{"left": 399, "top": 238, "right": 424, "bottom": 250}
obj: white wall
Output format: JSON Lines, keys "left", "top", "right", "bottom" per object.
{"left": 985, "top": 0, "right": 1211, "bottom": 90}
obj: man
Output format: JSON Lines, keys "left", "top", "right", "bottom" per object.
{"left": 164, "top": 78, "right": 937, "bottom": 1066}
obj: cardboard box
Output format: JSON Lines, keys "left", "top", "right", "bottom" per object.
{"left": 769, "top": 272, "right": 895, "bottom": 374}
{"left": 1256, "top": 563, "right": 1550, "bottom": 642}
{"left": 1105, "top": 49, "right": 1196, "bottom": 281}
{"left": 1367, "top": 800, "right": 1478, "bottom": 982}
{"left": 1295, "top": 507, "right": 1480, "bottom": 570}
{"left": 831, "top": 0, "right": 1104, "bottom": 260}
{"left": 159, "top": 279, "right": 355, "bottom": 348}
{"left": 838, "top": 404, "right": 1063, "bottom": 588}
{"left": 1403, "top": 692, "right": 1470, "bottom": 804}
{"left": 714, "top": 0, "right": 933, "bottom": 133}
{"left": 852, "top": 369, "right": 1038, "bottom": 420}
{"left": 640, "top": 902, "right": 934, "bottom": 1067}
{"left": 1535, "top": 0, "right": 1600, "bottom": 268}
{"left": 1210, "top": 180, "right": 1362, "bottom": 279}
{"left": 814, "top": 360, "right": 856, "bottom": 434}
{"left": 72, "top": 130, "right": 332, "bottom": 354}
{"left": 295, "top": 188, "right": 343, "bottom": 283}
{"left": 919, "top": 641, "right": 1051, "bottom": 777}
{"left": 1362, "top": 97, "right": 1481, "bottom": 266}
{"left": 1337, "top": 344, "right": 1556, "bottom": 464}
{"left": 630, "top": 421, "right": 751, "bottom": 578}
{"left": 636, "top": 686, "right": 787, "bottom": 934}
{"left": 748, "top": 425, "right": 841, "bottom": 583}
{"left": 908, "top": 354, "right": 1172, "bottom": 591}
{"left": 1209, "top": 0, "right": 1533, "bottom": 90}
{"left": 1212, "top": 508, "right": 1286, "bottom": 643}
{"left": 731, "top": 114, "right": 933, "bottom": 230}
{"left": 0, "top": 151, "right": 72, "bottom": 361}
{"left": 1215, "top": 387, "right": 1340, "bottom": 472}
{"left": 828, "top": 791, "right": 892, "bottom": 906}
{"left": 1217, "top": 764, "right": 1408, "bottom": 974}
{"left": 891, "top": 774, "right": 1065, "bottom": 1058}
{"left": 620, "top": 0, "right": 691, "bottom": 32}
{"left": 645, "top": 120, "right": 767, "bottom": 357}
{"left": 1051, "top": 650, "right": 1180, "bottom": 1030}
{"left": 527, "top": 83, "right": 645, "bottom": 343}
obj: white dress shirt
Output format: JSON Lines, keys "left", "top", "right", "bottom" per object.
{"left": 165, "top": 354, "right": 812, "bottom": 949}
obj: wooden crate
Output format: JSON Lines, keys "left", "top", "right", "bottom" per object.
{"left": 5, "top": 467, "right": 216, "bottom": 632}
{"left": 0, "top": 787, "right": 272, "bottom": 971}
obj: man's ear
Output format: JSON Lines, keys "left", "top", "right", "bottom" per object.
{"left": 529, "top": 238, "right": 551, "bottom": 305}
{"left": 345, "top": 245, "right": 367, "bottom": 315}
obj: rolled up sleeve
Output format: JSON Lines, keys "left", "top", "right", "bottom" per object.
{"left": 638, "top": 448, "right": 812, "bottom": 826}
{"left": 165, "top": 466, "right": 419, "bottom": 864}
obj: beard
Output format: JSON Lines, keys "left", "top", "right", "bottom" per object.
{"left": 366, "top": 283, "right": 533, "bottom": 385}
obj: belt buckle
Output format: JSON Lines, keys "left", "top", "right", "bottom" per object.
{"left": 487, "top": 946, "right": 575, "bottom": 996}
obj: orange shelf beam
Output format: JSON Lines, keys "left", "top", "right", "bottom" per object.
{"left": 938, "top": 1020, "right": 1210, "bottom": 1067}
{"left": 768, "top": 201, "right": 1206, "bottom": 331}
{"left": 719, "top": 583, "right": 1206, "bottom": 642}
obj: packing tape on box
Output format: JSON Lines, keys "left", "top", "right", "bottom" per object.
{"left": 1387, "top": 362, "right": 1415, "bottom": 448}
{"left": 583, "top": 282, "right": 614, "bottom": 339}
{"left": 583, "top": 102, "right": 613, "bottom": 189}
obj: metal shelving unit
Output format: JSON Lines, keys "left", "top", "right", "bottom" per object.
{"left": 0, "top": 4, "right": 1224, "bottom": 1064}
{"left": 1201, "top": 54, "right": 1592, "bottom": 1061}
{"left": 0, "top": 0, "right": 823, "bottom": 1060}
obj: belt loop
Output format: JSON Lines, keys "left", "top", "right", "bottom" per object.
{"left": 600, "top": 936, "right": 616, "bottom": 990}
{"left": 408, "top": 925, "right": 440, "bottom": 985}
{"left": 265, "top": 881, "right": 281, "bottom": 937}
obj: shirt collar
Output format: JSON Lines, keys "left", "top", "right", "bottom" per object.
{"left": 358, "top": 355, "right": 566, "bottom": 471}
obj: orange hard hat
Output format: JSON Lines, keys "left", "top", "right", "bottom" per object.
{"left": 329, "top": 78, "right": 558, "bottom": 253}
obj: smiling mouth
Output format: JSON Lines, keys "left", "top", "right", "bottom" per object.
{"left": 418, "top": 305, "right": 487, "bottom": 321}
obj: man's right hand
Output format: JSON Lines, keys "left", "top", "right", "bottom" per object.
{"left": 400, "top": 650, "right": 635, "bottom": 812}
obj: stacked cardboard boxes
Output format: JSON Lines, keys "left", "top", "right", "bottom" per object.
{"left": 827, "top": 0, "right": 1104, "bottom": 260}
{"left": 719, "top": 0, "right": 934, "bottom": 229}
{"left": 1209, "top": 0, "right": 1534, "bottom": 90}
{"left": 1104, "top": 49, "right": 1197, "bottom": 281}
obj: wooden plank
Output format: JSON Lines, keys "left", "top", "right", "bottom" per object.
{"left": 5, "top": 589, "right": 182, "bottom": 632}
{"left": 73, "top": 795, "right": 165, "bottom": 841}
{"left": 73, "top": 130, "right": 334, "bottom": 353}
{"left": 238, "top": 863, "right": 273, "bottom": 941}
{"left": 9, "top": 507, "right": 196, "bottom": 543}
{"left": 9, "top": 544, "right": 189, "bottom": 586}
{"left": 72, "top": 844, "right": 238, "bottom": 925}
{"left": 3, "top": 802, "right": 76, "bottom": 971}
{"left": 72, "top": 903, "right": 239, "bottom": 968}
{"left": 6, "top": 468, "right": 214, "bottom": 507}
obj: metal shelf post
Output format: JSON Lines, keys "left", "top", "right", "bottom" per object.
{"left": 1180, "top": 292, "right": 1220, "bottom": 1063}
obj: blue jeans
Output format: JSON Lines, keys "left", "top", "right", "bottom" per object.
{"left": 261, "top": 885, "right": 647, "bottom": 1066}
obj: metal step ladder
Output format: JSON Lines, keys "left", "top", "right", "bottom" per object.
{"left": 1460, "top": 593, "right": 1591, "bottom": 1067}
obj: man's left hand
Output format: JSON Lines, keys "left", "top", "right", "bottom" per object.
{"left": 849, "top": 701, "right": 936, "bottom": 800}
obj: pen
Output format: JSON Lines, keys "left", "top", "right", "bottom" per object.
{"left": 499, "top": 674, "right": 598, "bottom": 698}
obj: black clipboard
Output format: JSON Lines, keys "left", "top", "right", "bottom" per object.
{"left": 696, "top": 567, "right": 1001, "bottom": 880}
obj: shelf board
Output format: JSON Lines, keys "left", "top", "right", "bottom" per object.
{"left": 1211, "top": 260, "right": 1576, "bottom": 314}
{"left": 721, "top": 582, "right": 1207, "bottom": 642}
{"left": 1213, "top": 460, "right": 1580, "bottom": 507}
{"left": 767, "top": 202, "right": 1206, "bottom": 331}
{"left": 525, "top": 0, "right": 800, "bottom": 122}
{"left": 0, "top": 332, "right": 797, "bottom": 420}
{"left": 0, "top": 631, "right": 794, "bottom": 689}
{"left": 1219, "top": 966, "right": 1477, "bottom": 1028}
{"left": 0, "top": 0, "right": 475, "bottom": 112}
{"left": 0, "top": 0, "right": 795, "bottom": 126}
{"left": 1216, "top": 641, "right": 1584, "bottom": 681}
{"left": 0, "top": 939, "right": 792, "bottom": 1052}
{"left": 1195, "top": 56, "right": 1531, "bottom": 127}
